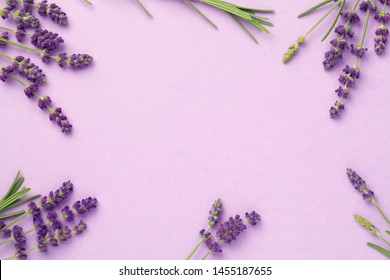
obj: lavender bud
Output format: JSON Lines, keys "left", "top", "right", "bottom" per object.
{"left": 205, "top": 239, "right": 222, "bottom": 253}
{"left": 38, "top": 95, "right": 52, "bottom": 110}
{"left": 72, "top": 220, "right": 87, "bottom": 235}
{"left": 37, "top": 1, "right": 68, "bottom": 25}
{"left": 216, "top": 215, "right": 247, "bottom": 244}
{"left": 49, "top": 107, "right": 72, "bottom": 133}
{"left": 245, "top": 211, "right": 261, "bottom": 226}
{"left": 346, "top": 168, "right": 375, "bottom": 201}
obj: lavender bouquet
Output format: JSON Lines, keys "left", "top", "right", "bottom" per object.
{"left": 283, "top": 0, "right": 389, "bottom": 119}
{"left": 186, "top": 199, "right": 261, "bottom": 260}
{"left": 0, "top": 0, "right": 93, "bottom": 134}
{"left": 345, "top": 168, "right": 390, "bottom": 258}
{"left": 0, "top": 172, "right": 98, "bottom": 260}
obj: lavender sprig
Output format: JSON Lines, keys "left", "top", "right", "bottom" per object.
{"left": 329, "top": 4, "right": 370, "bottom": 119}
{"left": 185, "top": 199, "right": 222, "bottom": 260}
{"left": 201, "top": 211, "right": 261, "bottom": 260}
{"left": 283, "top": 0, "right": 343, "bottom": 63}
{"left": 346, "top": 168, "right": 390, "bottom": 226}
{"left": 354, "top": 215, "right": 390, "bottom": 246}
{"left": 374, "top": 1, "right": 389, "bottom": 54}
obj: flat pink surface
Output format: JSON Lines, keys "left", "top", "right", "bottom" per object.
{"left": 1, "top": 0, "right": 390, "bottom": 260}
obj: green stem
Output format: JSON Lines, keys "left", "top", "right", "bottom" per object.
{"left": 372, "top": 199, "right": 390, "bottom": 226}
{"left": 1, "top": 211, "right": 29, "bottom": 231}
{"left": 3, "top": 246, "right": 37, "bottom": 260}
{"left": 0, "top": 38, "right": 41, "bottom": 54}
{"left": 378, "top": 232, "right": 390, "bottom": 247}
{"left": 305, "top": 0, "right": 342, "bottom": 37}
{"left": 227, "top": 13, "right": 258, "bottom": 44}
{"left": 0, "top": 50, "right": 13, "bottom": 61}
{"left": 0, "top": 210, "right": 25, "bottom": 220}
{"left": 8, "top": 74, "right": 28, "bottom": 87}
{"left": 184, "top": 0, "right": 218, "bottom": 29}
{"left": 0, "top": 26, "right": 15, "bottom": 32}
{"left": 84, "top": 0, "right": 93, "bottom": 5}
{"left": 359, "top": 9, "right": 370, "bottom": 45}
{"left": 299, "top": 0, "right": 334, "bottom": 18}
{"left": 185, "top": 225, "right": 211, "bottom": 260}
{"left": 135, "top": 0, "right": 152, "bottom": 17}
{"left": 201, "top": 250, "right": 212, "bottom": 260}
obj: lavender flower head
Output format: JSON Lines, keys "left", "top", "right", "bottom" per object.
{"left": 216, "top": 215, "right": 247, "bottom": 244}
{"left": 199, "top": 229, "right": 211, "bottom": 240}
{"left": 374, "top": 13, "right": 389, "bottom": 55}
{"left": 31, "top": 28, "right": 64, "bottom": 52}
{"left": 354, "top": 215, "right": 378, "bottom": 235}
{"left": 55, "top": 53, "right": 93, "bottom": 69}
{"left": 54, "top": 226, "right": 72, "bottom": 242}
{"left": 28, "top": 201, "right": 49, "bottom": 253}
{"left": 72, "top": 197, "right": 98, "bottom": 215}
{"left": 40, "top": 180, "right": 74, "bottom": 210}
{"left": 0, "top": 220, "right": 11, "bottom": 238}
{"left": 12, "top": 10, "right": 40, "bottom": 29}
{"left": 208, "top": 198, "right": 222, "bottom": 227}
{"left": 24, "top": 83, "right": 39, "bottom": 98}
{"left": 360, "top": 0, "right": 377, "bottom": 12}
{"left": 72, "top": 220, "right": 87, "bottom": 235}
{"left": 205, "top": 239, "right": 222, "bottom": 253}
{"left": 245, "top": 211, "right": 261, "bottom": 226}
{"left": 341, "top": 10, "right": 361, "bottom": 24}
{"left": 0, "top": 32, "right": 9, "bottom": 48}
{"left": 13, "top": 56, "right": 46, "bottom": 84}
{"left": 12, "top": 225, "right": 27, "bottom": 260}
{"left": 0, "top": 64, "right": 16, "bottom": 82}
{"left": 37, "top": 1, "right": 68, "bottom": 25}
{"left": 22, "top": 0, "right": 35, "bottom": 13}
{"left": 346, "top": 168, "right": 375, "bottom": 201}
{"left": 38, "top": 95, "right": 52, "bottom": 110}
{"left": 350, "top": 44, "right": 367, "bottom": 58}
{"left": 47, "top": 211, "right": 62, "bottom": 230}
{"left": 49, "top": 107, "right": 72, "bottom": 134}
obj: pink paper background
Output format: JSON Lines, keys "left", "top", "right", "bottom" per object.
{"left": 1, "top": 0, "right": 390, "bottom": 260}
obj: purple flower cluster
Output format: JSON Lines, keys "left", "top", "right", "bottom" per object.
{"left": 330, "top": 65, "right": 360, "bottom": 119}
{"left": 55, "top": 53, "right": 94, "bottom": 69}
{"left": 49, "top": 107, "right": 72, "bottom": 133}
{"left": 72, "top": 220, "right": 87, "bottom": 235}
{"left": 37, "top": 1, "right": 68, "bottom": 25}
{"left": 374, "top": 9, "right": 390, "bottom": 55}
{"left": 216, "top": 215, "right": 247, "bottom": 244}
{"left": 47, "top": 211, "right": 62, "bottom": 230}
{"left": 347, "top": 168, "right": 375, "bottom": 201}
{"left": 72, "top": 197, "right": 98, "bottom": 215}
{"left": 0, "top": 64, "right": 15, "bottom": 82}
{"left": 12, "top": 225, "right": 27, "bottom": 260}
{"left": 31, "top": 28, "right": 64, "bottom": 52}
{"left": 0, "top": 220, "right": 11, "bottom": 238}
{"left": 12, "top": 10, "right": 40, "bottom": 29}
{"left": 359, "top": 0, "right": 377, "bottom": 12}
{"left": 40, "top": 181, "right": 74, "bottom": 210}
{"left": 208, "top": 199, "right": 222, "bottom": 227}
{"left": 13, "top": 55, "right": 46, "bottom": 84}
{"left": 0, "top": 2, "right": 17, "bottom": 20}
{"left": 28, "top": 201, "right": 49, "bottom": 253}
{"left": 245, "top": 211, "right": 261, "bottom": 226}
{"left": 205, "top": 239, "right": 222, "bottom": 253}
{"left": 323, "top": 10, "right": 360, "bottom": 71}
{"left": 199, "top": 229, "right": 211, "bottom": 240}
{"left": 0, "top": 31, "right": 9, "bottom": 48}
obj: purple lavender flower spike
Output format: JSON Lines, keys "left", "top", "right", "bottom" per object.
{"left": 49, "top": 107, "right": 72, "bottom": 134}
{"left": 341, "top": 11, "right": 361, "bottom": 24}
{"left": 15, "top": 27, "right": 26, "bottom": 42}
{"left": 375, "top": 11, "right": 390, "bottom": 23}
{"left": 360, "top": 0, "right": 377, "bottom": 12}
{"left": 38, "top": 95, "right": 52, "bottom": 110}
{"left": 61, "top": 206, "right": 74, "bottom": 222}
{"left": 54, "top": 226, "right": 72, "bottom": 242}
{"left": 245, "top": 211, "right": 261, "bottom": 226}
{"left": 12, "top": 10, "right": 40, "bottom": 29}
{"left": 0, "top": 221, "right": 12, "bottom": 238}
{"left": 0, "top": 32, "right": 9, "bottom": 48}
{"left": 12, "top": 225, "right": 27, "bottom": 260}
{"left": 374, "top": 20, "right": 389, "bottom": 55}
{"left": 72, "top": 220, "right": 87, "bottom": 235}
{"left": 350, "top": 44, "right": 367, "bottom": 57}
{"left": 0, "top": 64, "right": 16, "bottom": 82}
{"left": 47, "top": 211, "right": 62, "bottom": 230}
{"left": 329, "top": 99, "right": 345, "bottom": 119}
{"left": 335, "top": 24, "right": 355, "bottom": 38}
{"left": 46, "top": 230, "right": 58, "bottom": 247}
{"left": 205, "top": 239, "right": 222, "bottom": 253}
{"left": 40, "top": 180, "right": 74, "bottom": 210}
{"left": 199, "top": 229, "right": 211, "bottom": 240}
{"left": 24, "top": 83, "right": 39, "bottom": 98}
{"left": 346, "top": 168, "right": 375, "bottom": 201}
{"left": 72, "top": 197, "right": 98, "bottom": 215}
{"left": 15, "top": 56, "right": 46, "bottom": 84}
{"left": 0, "top": 3, "right": 16, "bottom": 20}
{"left": 31, "top": 28, "right": 64, "bottom": 52}
{"left": 37, "top": 1, "right": 68, "bottom": 25}
{"left": 216, "top": 215, "right": 247, "bottom": 244}
{"left": 68, "top": 54, "right": 93, "bottom": 69}
{"left": 22, "top": 0, "right": 35, "bottom": 13}
{"left": 323, "top": 48, "right": 343, "bottom": 71}
{"left": 208, "top": 198, "right": 222, "bottom": 227}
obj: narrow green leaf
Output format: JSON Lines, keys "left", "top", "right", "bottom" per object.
{"left": 246, "top": 18, "right": 270, "bottom": 34}
{"left": 367, "top": 242, "right": 390, "bottom": 258}
{"left": 9, "top": 177, "right": 24, "bottom": 197}
{"left": 321, "top": 0, "right": 345, "bottom": 42}
{"left": 251, "top": 16, "right": 273, "bottom": 27}
{"left": 2, "top": 194, "right": 41, "bottom": 211}
{"left": 0, "top": 188, "right": 30, "bottom": 211}
{"left": 184, "top": 0, "right": 218, "bottom": 29}
{"left": 238, "top": 7, "right": 274, "bottom": 14}
{"left": 0, "top": 210, "right": 26, "bottom": 220}
{"left": 201, "top": 0, "right": 252, "bottom": 20}
{"left": 227, "top": 13, "right": 258, "bottom": 44}
{"left": 386, "top": 230, "right": 390, "bottom": 235}
{"left": 0, "top": 171, "right": 20, "bottom": 202}
{"left": 298, "top": 0, "right": 334, "bottom": 18}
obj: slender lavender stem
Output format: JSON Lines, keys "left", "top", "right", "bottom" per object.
{"left": 185, "top": 225, "right": 211, "bottom": 260}
{"left": 372, "top": 199, "right": 390, "bottom": 226}
{"left": 1, "top": 212, "right": 29, "bottom": 230}
{"left": 136, "top": 0, "right": 152, "bottom": 17}
{"left": 305, "top": 0, "right": 342, "bottom": 37}
{"left": 201, "top": 250, "right": 212, "bottom": 260}
{"left": 0, "top": 38, "right": 41, "bottom": 54}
